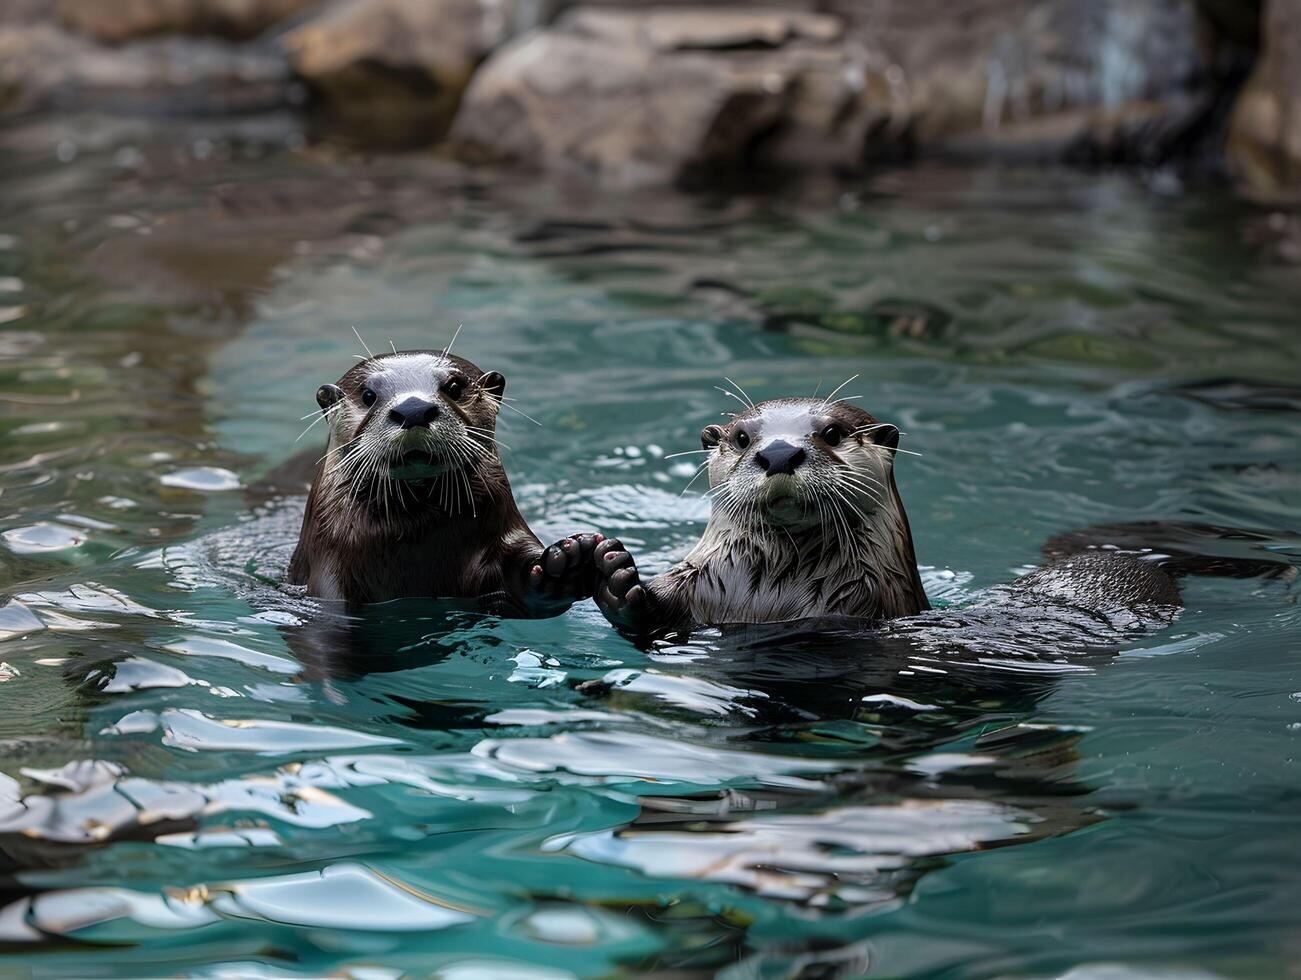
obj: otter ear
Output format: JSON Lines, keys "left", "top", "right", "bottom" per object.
{"left": 316, "top": 384, "right": 343, "bottom": 411}
{"left": 700, "top": 424, "right": 724, "bottom": 450}
{"left": 870, "top": 422, "right": 900, "bottom": 450}
{"left": 480, "top": 371, "right": 506, "bottom": 400}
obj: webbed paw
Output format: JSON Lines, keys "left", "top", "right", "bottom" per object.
{"left": 526, "top": 533, "right": 603, "bottom": 610}
{"left": 593, "top": 537, "right": 650, "bottom": 630}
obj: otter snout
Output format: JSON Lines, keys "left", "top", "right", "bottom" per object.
{"left": 756, "top": 440, "right": 806, "bottom": 476}
{"left": 388, "top": 395, "right": 440, "bottom": 429}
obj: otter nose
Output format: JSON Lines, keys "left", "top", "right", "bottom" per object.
{"left": 388, "top": 396, "right": 440, "bottom": 429}
{"left": 755, "top": 440, "right": 806, "bottom": 476}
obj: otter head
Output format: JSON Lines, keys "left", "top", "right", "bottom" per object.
{"left": 314, "top": 349, "right": 505, "bottom": 509}
{"left": 700, "top": 397, "right": 901, "bottom": 533}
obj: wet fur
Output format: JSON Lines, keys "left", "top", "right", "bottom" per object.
{"left": 595, "top": 397, "right": 929, "bottom": 634}
{"left": 288, "top": 349, "right": 590, "bottom": 612}
{"left": 654, "top": 475, "right": 926, "bottom": 625}
{"left": 592, "top": 396, "right": 1202, "bottom": 638}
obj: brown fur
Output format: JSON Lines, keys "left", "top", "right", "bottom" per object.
{"left": 288, "top": 350, "right": 584, "bottom": 614}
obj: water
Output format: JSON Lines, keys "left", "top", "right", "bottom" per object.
{"left": 1, "top": 115, "right": 1300, "bottom": 978}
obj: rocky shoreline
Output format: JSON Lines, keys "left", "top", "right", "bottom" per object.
{"left": 1, "top": 0, "right": 1297, "bottom": 191}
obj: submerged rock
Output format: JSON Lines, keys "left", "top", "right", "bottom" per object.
{"left": 56, "top": 0, "right": 321, "bottom": 42}
{"left": 284, "top": 0, "right": 516, "bottom": 144}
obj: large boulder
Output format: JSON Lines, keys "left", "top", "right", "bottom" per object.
{"left": 56, "top": 0, "right": 320, "bottom": 42}
{"left": 451, "top": 7, "right": 883, "bottom": 185}
{"left": 1229, "top": 0, "right": 1301, "bottom": 190}
{"left": 451, "top": 1, "right": 1215, "bottom": 185}
{"left": 284, "top": 0, "right": 516, "bottom": 142}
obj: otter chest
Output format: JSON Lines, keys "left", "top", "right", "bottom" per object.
{"left": 683, "top": 549, "right": 874, "bottom": 625}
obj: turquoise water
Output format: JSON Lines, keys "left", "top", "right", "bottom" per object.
{"left": 2, "top": 117, "right": 1300, "bottom": 978}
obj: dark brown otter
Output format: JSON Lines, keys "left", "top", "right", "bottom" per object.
{"left": 288, "top": 349, "right": 598, "bottom": 613}
{"left": 591, "top": 395, "right": 1189, "bottom": 638}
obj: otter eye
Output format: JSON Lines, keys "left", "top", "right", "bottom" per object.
{"left": 361, "top": 388, "right": 377, "bottom": 407}
{"left": 820, "top": 424, "right": 842, "bottom": 447}
{"left": 444, "top": 377, "right": 466, "bottom": 400}
{"left": 735, "top": 430, "right": 750, "bottom": 450}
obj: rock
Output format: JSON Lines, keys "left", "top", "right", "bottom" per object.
{"left": 452, "top": 1, "right": 1217, "bottom": 185}
{"left": 284, "top": 0, "right": 516, "bottom": 143}
{"left": 834, "top": 0, "right": 1210, "bottom": 161}
{"left": 451, "top": 7, "right": 881, "bottom": 185}
{"left": 56, "top": 0, "right": 321, "bottom": 43}
{"left": 0, "top": 24, "right": 294, "bottom": 117}
{"left": 564, "top": 6, "right": 841, "bottom": 49}
{"left": 1229, "top": 0, "right": 1301, "bottom": 190}
{"left": 0, "top": 0, "right": 56, "bottom": 27}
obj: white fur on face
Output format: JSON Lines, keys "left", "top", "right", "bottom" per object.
{"left": 323, "top": 353, "right": 494, "bottom": 484}
{"left": 706, "top": 403, "right": 892, "bottom": 531}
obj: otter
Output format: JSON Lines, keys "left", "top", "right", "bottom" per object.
{"left": 591, "top": 395, "right": 1187, "bottom": 637}
{"left": 288, "top": 349, "right": 598, "bottom": 613}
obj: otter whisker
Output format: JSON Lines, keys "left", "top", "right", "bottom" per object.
{"left": 837, "top": 468, "right": 886, "bottom": 498}
{"left": 822, "top": 374, "right": 859, "bottom": 405}
{"left": 445, "top": 322, "right": 463, "bottom": 356}
{"left": 722, "top": 377, "right": 755, "bottom": 408}
{"left": 294, "top": 404, "right": 342, "bottom": 443}
{"left": 680, "top": 456, "right": 716, "bottom": 497}
{"left": 837, "top": 467, "right": 886, "bottom": 491}
{"left": 464, "top": 425, "right": 511, "bottom": 451}
{"left": 664, "top": 449, "right": 714, "bottom": 459}
{"left": 713, "top": 387, "right": 751, "bottom": 412}
{"left": 351, "top": 326, "right": 374, "bottom": 359}
{"left": 480, "top": 388, "right": 543, "bottom": 427}
{"left": 497, "top": 401, "right": 542, "bottom": 427}
{"left": 317, "top": 435, "right": 359, "bottom": 469}
{"left": 848, "top": 423, "right": 923, "bottom": 456}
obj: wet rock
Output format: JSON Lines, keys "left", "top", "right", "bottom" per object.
{"left": 452, "top": 7, "right": 875, "bottom": 185}
{"left": 284, "top": 0, "right": 516, "bottom": 144}
{"left": 57, "top": 0, "right": 321, "bottom": 43}
{"left": 835, "top": 0, "right": 1216, "bottom": 165}
{"left": 453, "top": 1, "right": 1217, "bottom": 184}
{"left": 1229, "top": 0, "right": 1301, "bottom": 189}
{"left": 0, "top": 24, "right": 294, "bottom": 117}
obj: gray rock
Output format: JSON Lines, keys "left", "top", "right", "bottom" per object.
{"left": 451, "top": 7, "right": 880, "bottom": 184}
{"left": 0, "top": 24, "right": 294, "bottom": 117}
{"left": 57, "top": 0, "right": 321, "bottom": 42}
{"left": 452, "top": 1, "right": 1215, "bottom": 184}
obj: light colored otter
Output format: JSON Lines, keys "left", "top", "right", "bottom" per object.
{"left": 593, "top": 396, "right": 928, "bottom": 634}
{"left": 591, "top": 395, "right": 1185, "bottom": 637}
{"left": 288, "top": 349, "right": 598, "bottom": 612}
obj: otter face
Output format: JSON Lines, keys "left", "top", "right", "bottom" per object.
{"left": 701, "top": 397, "right": 900, "bottom": 531}
{"left": 317, "top": 350, "right": 505, "bottom": 493}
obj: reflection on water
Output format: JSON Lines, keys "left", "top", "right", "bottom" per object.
{"left": 1, "top": 114, "right": 1300, "bottom": 976}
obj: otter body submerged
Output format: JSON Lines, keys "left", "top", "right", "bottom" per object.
{"left": 592, "top": 396, "right": 1193, "bottom": 637}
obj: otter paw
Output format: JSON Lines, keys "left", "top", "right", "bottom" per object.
{"left": 593, "top": 537, "right": 649, "bottom": 628}
{"left": 527, "top": 533, "right": 604, "bottom": 607}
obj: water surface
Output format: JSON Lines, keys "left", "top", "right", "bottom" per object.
{"left": 1, "top": 115, "right": 1300, "bottom": 978}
